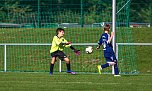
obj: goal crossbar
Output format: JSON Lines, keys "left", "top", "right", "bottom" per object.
{"left": 116, "top": 43, "right": 152, "bottom": 46}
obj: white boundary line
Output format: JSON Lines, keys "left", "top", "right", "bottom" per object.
{"left": 0, "top": 81, "right": 152, "bottom": 86}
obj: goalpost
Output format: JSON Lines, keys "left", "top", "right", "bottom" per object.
{"left": 112, "top": 0, "right": 116, "bottom": 74}
{"left": 116, "top": 43, "right": 152, "bottom": 74}
{"left": 112, "top": 0, "right": 133, "bottom": 74}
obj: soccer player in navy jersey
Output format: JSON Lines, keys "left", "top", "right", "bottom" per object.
{"left": 49, "top": 28, "right": 80, "bottom": 75}
{"left": 96, "top": 24, "right": 120, "bottom": 76}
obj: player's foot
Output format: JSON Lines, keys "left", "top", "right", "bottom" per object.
{"left": 97, "top": 65, "right": 102, "bottom": 74}
{"left": 69, "top": 71, "right": 76, "bottom": 75}
{"left": 49, "top": 72, "right": 53, "bottom": 76}
{"left": 114, "top": 75, "right": 121, "bottom": 77}
{"left": 67, "top": 70, "right": 76, "bottom": 75}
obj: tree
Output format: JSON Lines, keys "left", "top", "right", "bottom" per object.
{"left": 130, "top": 0, "right": 151, "bottom": 23}
{"left": 0, "top": 0, "right": 32, "bottom": 23}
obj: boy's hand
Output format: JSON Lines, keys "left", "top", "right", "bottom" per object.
{"left": 111, "top": 32, "right": 115, "bottom": 37}
{"left": 96, "top": 45, "right": 100, "bottom": 50}
{"left": 66, "top": 42, "right": 72, "bottom": 45}
{"left": 74, "top": 49, "right": 80, "bottom": 56}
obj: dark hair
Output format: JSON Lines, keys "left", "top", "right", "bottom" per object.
{"left": 104, "top": 24, "right": 110, "bottom": 31}
{"left": 56, "top": 28, "right": 64, "bottom": 35}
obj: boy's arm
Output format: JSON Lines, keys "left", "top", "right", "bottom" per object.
{"left": 96, "top": 36, "right": 102, "bottom": 49}
{"left": 61, "top": 38, "right": 80, "bottom": 55}
{"left": 107, "top": 32, "right": 114, "bottom": 43}
{"left": 70, "top": 46, "right": 80, "bottom": 55}
{"left": 61, "top": 39, "right": 72, "bottom": 47}
{"left": 96, "top": 45, "right": 101, "bottom": 49}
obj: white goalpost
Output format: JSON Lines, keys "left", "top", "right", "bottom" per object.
{"left": 112, "top": 0, "right": 116, "bottom": 74}
{"left": 112, "top": 0, "right": 134, "bottom": 74}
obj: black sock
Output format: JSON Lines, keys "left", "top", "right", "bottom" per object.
{"left": 50, "top": 63, "right": 54, "bottom": 73}
{"left": 66, "top": 63, "right": 71, "bottom": 71}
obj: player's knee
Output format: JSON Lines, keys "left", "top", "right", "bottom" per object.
{"left": 51, "top": 57, "right": 56, "bottom": 64}
{"left": 107, "top": 62, "right": 115, "bottom": 66}
{"left": 114, "top": 59, "right": 117, "bottom": 62}
{"left": 64, "top": 58, "right": 70, "bottom": 63}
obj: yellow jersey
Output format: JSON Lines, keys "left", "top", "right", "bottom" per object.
{"left": 50, "top": 36, "right": 71, "bottom": 53}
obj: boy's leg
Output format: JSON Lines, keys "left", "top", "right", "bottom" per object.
{"left": 50, "top": 63, "right": 54, "bottom": 74}
{"left": 50, "top": 57, "right": 56, "bottom": 75}
{"left": 97, "top": 57, "right": 111, "bottom": 74}
{"left": 64, "top": 58, "right": 71, "bottom": 72}
{"left": 64, "top": 57, "right": 76, "bottom": 74}
{"left": 113, "top": 55, "right": 120, "bottom": 76}
{"left": 58, "top": 51, "right": 76, "bottom": 74}
{"left": 58, "top": 51, "right": 71, "bottom": 72}
{"left": 97, "top": 57, "right": 116, "bottom": 74}
{"left": 101, "top": 63, "right": 110, "bottom": 68}
{"left": 114, "top": 62, "right": 119, "bottom": 75}
{"left": 101, "top": 57, "right": 112, "bottom": 69}
{"left": 97, "top": 63, "right": 110, "bottom": 74}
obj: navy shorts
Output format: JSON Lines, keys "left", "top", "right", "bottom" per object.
{"left": 105, "top": 54, "right": 117, "bottom": 62}
{"left": 51, "top": 50, "right": 67, "bottom": 61}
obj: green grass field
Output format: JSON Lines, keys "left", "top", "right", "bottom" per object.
{"left": 0, "top": 72, "right": 152, "bottom": 91}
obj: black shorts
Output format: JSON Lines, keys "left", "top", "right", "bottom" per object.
{"left": 51, "top": 50, "right": 67, "bottom": 61}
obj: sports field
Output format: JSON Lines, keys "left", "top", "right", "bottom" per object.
{"left": 0, "top": 72, "right": 152, "bottom": 91}
{"left": 0, "top": 27, "right": 152, "bottom": 73}
{"left": 0, "top": 27, "right": 152, "bottom": 91}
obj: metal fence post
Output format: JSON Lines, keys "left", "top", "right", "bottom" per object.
{"left": 4, "top": 44, "right": 7, "bottom": 72}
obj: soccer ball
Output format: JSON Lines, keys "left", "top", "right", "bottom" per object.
{"left": 85, "top": 46, "right": 93, "bottom": 54}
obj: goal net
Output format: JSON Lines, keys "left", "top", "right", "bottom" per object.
{"left": 0, "top": 0, "right": 139, "bottom": 74}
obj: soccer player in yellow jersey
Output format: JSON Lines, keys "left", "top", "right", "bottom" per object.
{"left": 50, "top": 28, "right": 80, "bottom": 75}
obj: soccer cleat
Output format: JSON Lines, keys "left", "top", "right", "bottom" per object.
{"left": 69, "top": 71, "right": 76, "bottom": 75}
{"left": 49, "top": 72, "right": 53, "bottom": 76}
{"left": 114, "top": 75, "right": 121, "bottom": 77}
{"left": 97, "top": 65, "right": 102, "bottom": 74}
{"left": 67, "top": 70, "right": 76, "bottom": 75}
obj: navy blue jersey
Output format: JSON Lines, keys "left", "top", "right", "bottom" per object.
{"left": 98, "top": 33, "right": 114, "bottom": 57}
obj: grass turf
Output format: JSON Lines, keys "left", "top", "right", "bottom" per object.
{"left": 0, "top": 72, "right": 152, "bottom": 91}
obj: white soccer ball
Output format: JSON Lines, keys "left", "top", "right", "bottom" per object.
{"left": 85, "top": 46, "right": 93, "bottom": 54}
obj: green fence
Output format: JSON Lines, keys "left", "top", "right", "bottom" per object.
{"left": 0, "top": 0, "right": 138, "bottom": 74}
